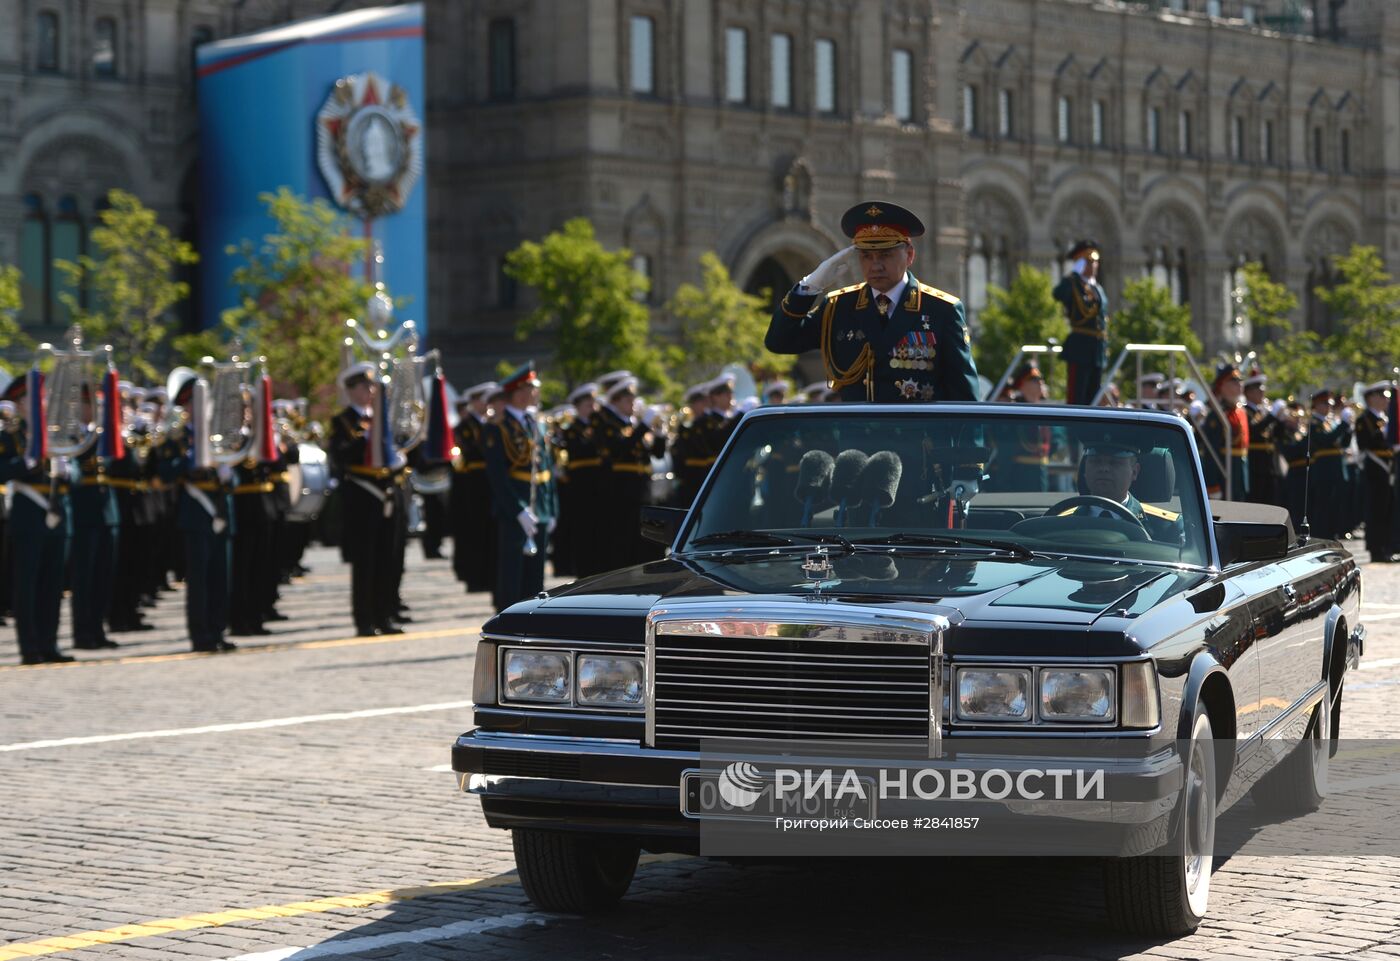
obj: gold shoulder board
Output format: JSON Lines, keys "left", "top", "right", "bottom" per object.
{"left": 1141, "top": 504, "right": 1180, "bottom": 522}
{"left": 826, "top": 281, "right": 867, "bottom": 300}
{"left": 919, "top": 283, "right": 960, "bottom": 305}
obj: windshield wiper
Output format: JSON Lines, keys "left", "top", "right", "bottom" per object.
{"left": 686, "top": 530, "right": 855, "bottom": 552}
{"left": 852, "top": 532, "right": 1034, "bottom": 560}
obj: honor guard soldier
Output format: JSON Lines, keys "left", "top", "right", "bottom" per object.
{"left": 559, "top": 382, "right": 605, "bottom": 576}
{"left": 450, "top": 382, "right": 497, "bottom": 594}
{"left": 1279, "top": 401, "right": 1310, "bottom": 529}
{"left": 762, "top": 379, "right": 790, "bottom": 405}
{"left": 1054, "top": 240, "right": 1110, "bottom": 406}
{"left": 671, "top": 383, "right": 712, "bottom": 508}
{"left": 766, "top": 201, "right": 979, "bottom": 403}
{"left": 156, "top": 371, "right": 236, "bottom": 653}
{"left": 990, "top": 364, "right": 1057, "bottom": 493}
{"left": 70, "top": 384, "right": 120, "bottom": 650}
{"left": 1307, "top": 389, "right": 1353, "bottom": 540}
{"left": 483, "top": 362, "right": 557, "bottom": 611}
{"left": 0, "top": 374, "right": 75, "bottom": 664}
{"left": 1242, "top": 368, "right": 1283, "bottom": 508}
{"left": 1200, "top": 363, "right": 1250, "bottom": 501}
{"left": 1358, "top": 381, "right": 1397, "bottom": 562}
{"left": 330, "top": 361, "right": 407, "bottom": 637}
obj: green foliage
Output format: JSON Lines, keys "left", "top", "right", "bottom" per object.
{"left": 667, "top": 252, "right": 791, "bottom": 394}
{"left": 1315, "top": 245, "right": 1400, "bottom": 384}
{"left": 0, "top": 263, "right": 30, "bottom": 363}
{"left": 222, "top": 188, "right": 373, "bottom": 411}
{"left": 1257, "top": 330, "right": 1327, "bottom": 400}
{"left": 54, "top": 189, "right": 197, "bottom": 382}
{"left": 1238, "top": 261, "right": 1297, "bottom": 333}
{"left": 972, "top": 265, "right": 1066, "bottom": 390}
{"left": 504, "top": 218, "right": 669, "bottom": 395}
{"left": 1110, "top": 277, "right": 1202, "bottom": 398}
{"left": 170, "top": 328, "right": 233, "bottom": 367}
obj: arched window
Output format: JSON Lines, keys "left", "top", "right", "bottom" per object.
{"left": 19, "top": 194, "right": 48, "bottom": 325}
{"left": 50, "top": 195, "right": 83, "bottom": 324}
{"left": 965, "top": 236, "right": 989, "bottom": 331}
{"left": 93, "top": 17, "right": 117, "bottom": 77}
{"left": 36, "top": 11, "right": 61, "bottom": 72}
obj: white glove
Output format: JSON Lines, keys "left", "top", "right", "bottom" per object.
{"left": 546, "top": 516, "right": 557, "bottom": 535}
{"left": 390, "top": 450, "right": 407, "bottom": 470}
{"left": 1341, "top": 406, "right": 1355, "bottom": 424}
{"left": 516, "top": 508, "right": 538, "bottom": 539}
{"left": 217, "top": 464, "right": 234, "bottom": 483}
{"left": 1271, "top": 399, "right": 1288, "bottom": 418}
{"left": 800, "top": 246, "right": 856, "bottom": 292}
{"left": 1188, "top": 400, "right": 1205, "bottom": 421}
{"left": 24, "top": 456, "right": 37, "bottom": 471}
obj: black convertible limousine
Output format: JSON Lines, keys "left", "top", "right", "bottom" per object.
{"left": 452, "top": 403, "right": 1363, "bottom": 936}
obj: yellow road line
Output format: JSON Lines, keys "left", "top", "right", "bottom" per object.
{"left": 0, "top": 627, "right": 478, "bottom": 672}
{"left": 0, "top": 855, "right": 688, "bottom": 960}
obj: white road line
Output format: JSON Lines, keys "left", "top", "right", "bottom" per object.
{"left": 1360, "top": 612, "right": 1400, "bottom": 622}
{"left": 1362, "top": 602, "right": 1400, "bottom": 610}
{"left": 224, "top": 912, "right": 551, "bottom": 960}
{"left": 0, "top": 701, "right": 476, "bottom": 753}
{"left": 1359, "top": 656, "right": 1400, "bottom": 671}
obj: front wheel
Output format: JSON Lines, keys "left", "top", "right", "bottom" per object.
{"left": 1103, "top": 705, "right": 1216, "bottom": 936}
{"left": 512, "top": 829, "right": 640, "bottom": 913}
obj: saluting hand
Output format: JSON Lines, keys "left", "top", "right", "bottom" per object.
{"left": 800, "top": 246, "right": 857, "bottom": 292}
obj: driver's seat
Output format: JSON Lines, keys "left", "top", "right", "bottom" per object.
{"left": 1075, "top": 447, "right": 1176, "bottom": 502}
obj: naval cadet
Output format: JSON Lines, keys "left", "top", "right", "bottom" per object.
{"left": 594, "top": 375, "right": 664, "bottom": 572}
{"left": 1242, "top": 368, "right": 1283, "bottom": 509}
{"left": 1200, "top": 363, "right": 1250, "bottom": 501}
{"left": 1357, "top": 381, "right": 1397, "bottom": 562}
{"left": 765, "top": 201, "right": 979, "bottom": 403}
{"left": 70, "top": 385, "right": 120, "bottom": 650}
{"left": 558, "top": 382, "right": 604, "bottom": 577}
{"left": 155, "top": 371, "right": 236, "bottom": 653}
{"left": 482, "top": 363, "right": 557, "bottom": 612}
{"left": 1053, "top": 240, "right": 1110, "bottom": 406}
{"left": 0, "top": 375, "right": 75, "bottom": 664}
{"left": 670, "top": 384, "right": 712, "bottom": 509}
{"left": 329, "top": 362, "right": 406, "bottom": 637}
{"left": 1307, "top": 389, "right": 1353, "bottom": 540}
{"left": 450, "top": 382, "right": 497, "bottom": 594}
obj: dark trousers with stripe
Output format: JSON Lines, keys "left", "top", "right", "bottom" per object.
{"left": 1065, "top": 361, "right": 1102, "bottom": 407}
{"left": 184, "top": 526, "right": 230, "bottom": 650}
{"left": 13, "top": 530, "right": 68, "bottom": 662}
{"left": 494, "top": 516, "right": 547, "bottom": 613}
{"left": 71, "top": 525, "right": 117, "bottom": 648}
{"left": 342, "top": 481, "right": 396, "bottom": 632}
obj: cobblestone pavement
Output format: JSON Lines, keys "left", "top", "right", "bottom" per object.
{"left": 2, "top": 540, "right": 1400, "bottom": 960}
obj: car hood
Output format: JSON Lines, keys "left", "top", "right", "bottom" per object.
{"left": 485, "top": 552, "right": 1210, "bottom": 644}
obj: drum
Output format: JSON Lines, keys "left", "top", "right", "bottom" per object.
{"left": 286, "top": 442, "right": 331, "bottom": 522}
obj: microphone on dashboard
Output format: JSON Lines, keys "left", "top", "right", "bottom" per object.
{"left": 860, "top": 450, "right": 903, "bottom": 526}
{"left": 830, "top": 449, "right": 869, "bottom": 528}
{"left": 794, "top": 450, "right": 835, "bottom": 526}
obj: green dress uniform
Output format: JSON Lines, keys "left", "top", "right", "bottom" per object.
{"left": 766, "top": 273, "right": 979, "bottom": 403}
{"left": 1199, "top": 405, "right": 1251, "bottom": 501}
{"left": 483, "top": 410, "right": 558, "bottom": 611}
{"left": 155, "top": 427, "right": 235, "bottom": 652}
{"left": 1244, "top": 402, "right": 1283, "bottom": 508}
{"left": 1053, "top": 272, "right": 1109, "bottom": 407}
{"left": 1357, "top": 405, "right": 1395, "bottom": 561}
{"left": 1060, "top": 493, "right": 1184, "bottom": 545}
{"left": 450, "top": 412, "right": 495, "bottom": 593}
{"left": 0, "top": 428, "right": 73, "bottom": 664}
{"left": 329, "top": 405, "right": 406, "bottom": 636}
{"left": 1281, "top": 426, "right": 1310, "bottom": 531}
{"left": 1307, "top": 412, "right": 1352, "bottom": 539}
{"left": 70, "top": 446, "right": 120, "bottom": 649}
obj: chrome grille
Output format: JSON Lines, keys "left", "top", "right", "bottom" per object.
{"left": 646, "top": 602, "right": 943, "bottom": 754}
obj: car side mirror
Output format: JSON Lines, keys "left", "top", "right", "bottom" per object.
{"left": 1215, "top": 520, "right": 1289, "bottom": 566}
{"left": 640, "top": 505, "right": 687, "bottom": 546}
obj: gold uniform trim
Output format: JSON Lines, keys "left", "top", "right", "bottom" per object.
{"left": 819, "top": 286, "right": 874, "bottom": 394}
{"left": 1140, "top": 503, "right": 1180, "bottom": 522}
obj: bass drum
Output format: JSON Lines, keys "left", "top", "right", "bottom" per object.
{"left": 286, "top": 443, "right": 331, "bottom": 523}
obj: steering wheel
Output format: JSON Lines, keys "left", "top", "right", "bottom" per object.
{"left": 1044, "top": 495, "right": 1149, "bottom": 534}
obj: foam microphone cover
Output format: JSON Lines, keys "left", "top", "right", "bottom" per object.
{"left": 860, "top": 450, "right": 904, "bottom": 509}
{"left": 830, "top": 449, "right": 869, "bottom": 502}
{"left": 794, "top": 450, "right": 835, "bottom": 502}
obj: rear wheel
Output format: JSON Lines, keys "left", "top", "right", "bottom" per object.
{"left": 1251, "top": 687, "right": 1329, "bottom": 817}
{"left": 512, "top": 829, "right": 640, "bottom": 913}
{"left": 1103, "top": 705, "right": 1216, "bottom": 936}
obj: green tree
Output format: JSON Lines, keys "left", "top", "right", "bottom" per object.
{"left": 1109, "top": 277, "right": 1202, "bottom": 398}
{"left": 972, "top": 264, "right": 1066, "bottom": 389}
{"left": 222, "top": 188, "right": 373, "bottom": 409}
{"left": 1315, "top": 244, "right": 1400, "bottom": 383}
{"left": 0, "top": 264, "right": 30, "bottom": 364}
{"left": 54, "top": 189, "right": 197, "bottom": 382}
{"left": 504, "top": 218, "right": 669, "bottom": 394}
{"left": 667, "top": 252, "right": 791, "bottom": 391}
{"left": 1238, "top": 261, "right": 1297, "bottom": 333}
{"left": 1236, "top": 260, "right": 1324, "bottom": 398}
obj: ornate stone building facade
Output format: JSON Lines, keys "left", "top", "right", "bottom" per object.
{"left": 4, "top": 0, "right": 1398, "bottom": 379}
{"left": 437, "top": 0, "right": 1400, "bottom": 377}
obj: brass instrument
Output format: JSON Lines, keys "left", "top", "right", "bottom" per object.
{"left": 196, "top": 345, "right": 259, "bottom": 468}
{"left": 38, "top": 326, "right": 101, "bottom": 461}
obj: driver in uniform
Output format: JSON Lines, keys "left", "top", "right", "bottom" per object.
{"left": 1060, "top": 437, "right": 1184, "bottom": 543}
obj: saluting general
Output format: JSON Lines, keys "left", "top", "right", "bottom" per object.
{"left": 765, "top": 202, "right": 979, "bottom": 403}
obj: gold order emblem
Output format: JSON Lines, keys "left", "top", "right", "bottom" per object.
{"left": 865, "top": 205, "right": 884, "bottom": 217}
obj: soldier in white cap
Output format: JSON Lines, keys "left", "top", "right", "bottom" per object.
{"left": 450, "top": 380, "right": 498, "bottom": 594}
{"left": 558, "top": 382, "right": 605, "bottom": 576}
{"left": 594, "top": 375, "right": 665, "bottom": 570}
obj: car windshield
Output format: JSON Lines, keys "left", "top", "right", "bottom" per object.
{"left": 678, "top": 408, "right": 1211, "bottom": 568}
